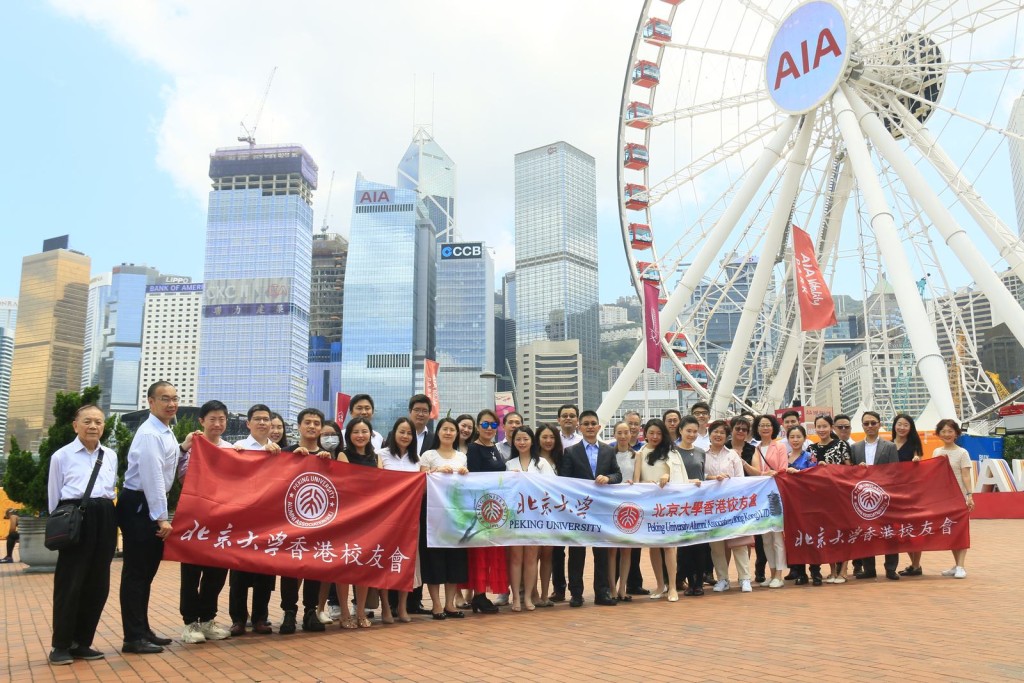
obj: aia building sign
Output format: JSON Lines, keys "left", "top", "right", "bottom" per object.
{"left": 765, "top": 0, "right": 849, "bottom": 114}
{"left": 440, "top": 243, "right": 483, "bottom": 260}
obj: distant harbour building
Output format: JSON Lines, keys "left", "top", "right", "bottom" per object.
{"left": 8, "top": 236, "right": 90, "bottom": 450}
{"left": 514, "top": 142, "right": 600, "bottom": 411}
{"left": 516, "top": 339, "right": 583, "bottom": 427}
{"left": 306, "top": 232, "right": 349, "bottom": 416}
{"left": 82, "top": 273, "right": 111, "bottom": 391}
{"left": 0, "top": 299, "right": 16, "bottom": 453}
{"left": 138, "top": 279, "right": 204, "bottom": 409}
{"left": 198, "top": 144, "right": 317, "bottom": 422}
{"left": 339, "top": 174, "right": 436, "bottom": 430}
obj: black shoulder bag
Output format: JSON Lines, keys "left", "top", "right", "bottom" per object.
{"left": 45, "top": 449, "right": 104, "bottom": 551}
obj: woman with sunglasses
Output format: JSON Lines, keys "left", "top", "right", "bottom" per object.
{"left": 463, "top": 409, "right": 508, "bottom": 614}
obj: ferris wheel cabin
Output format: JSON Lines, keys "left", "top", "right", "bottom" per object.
{"left": 624, "top": 143, "right": 649, "bottom": 170}
{"left": 629, "top": 223, "right": 653, "bottom": 249}
{"left": 632, "top": 60, "right": 661, "bottom": 88}
{"left": 624, "top": 183, "right": 649, "bottom": 210}
{"left": 625, "top": 102, "right": 653, "bottom": 129}
{"left": 665, "top": 333, "right": 687, "bottom": 357}
{"left": 635, "top": 261, "right": 661, "bottom": 282}
{"left": 643, "top": 18, "right": 672, "bottom": 44}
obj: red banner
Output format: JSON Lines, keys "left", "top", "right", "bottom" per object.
{"left": 773, "top": 459, "right": 970, "bottom": 564}
{"left": 792, "top": 225, "right": 837, "bottom": 331}
{"left": 164, "top": 438, "right": 424, "bottom": 590}
{"left": 424, "top": 358, "right": 440, "bottom": 419}
{"left": 643, "top": 280, "right": 661, "bottom": 371}
{"left": 335, "top": 392, "right": 351, "bottom": 425}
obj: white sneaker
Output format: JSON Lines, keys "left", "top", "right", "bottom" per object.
{"left": 317, "top": 610, "right": 334, "bottom": 624}
{"left": 327, "top": 604, "right": 342, "bottom": 620}
{"left": 954, "top": 566, "right": 967, "bottom": 579}
{"left": 824, "top": 576, "right": 836, "bottom": 584}
{"left": 493, "top": 594, "right": 510, "bottom": 606}
{"left": 182, "top": 621, "right": 206, "bottom": 644}
{"left": 768, "top": 578, "right": 785, "bottom": 589}
{"left": 941, "top": 567, "right": 957, "bottom": 577}
{"left": 740, "top": 579, "right": 752, "bottom": 593}
{"left": 200, "top": 620, "right": 231, "bottom": 640}
{"left": 759, "top": 578, "right": 772, "bottom": 587}
{"left": 713, "top": 579, "right": 730, "bottom": 592}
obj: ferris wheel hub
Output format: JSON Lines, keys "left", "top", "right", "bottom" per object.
{"left": 766, "top": 0, "right": 850, "bottom": 115}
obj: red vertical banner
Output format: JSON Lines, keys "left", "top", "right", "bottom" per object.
{"left": 424, "top": 358, "right": 440, "bottom": 419}
{"left": 643, "top": 280, "right": 661, "bottom": 371}
{"left": 792, "top": 225, "right": 837, "bottom": 331}
{"left": 335, "top": 392, "right": 351, "bottom": 425}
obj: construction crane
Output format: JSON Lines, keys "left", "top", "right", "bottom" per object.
{"left": 987, "top": 371, "right": 1011, "bottom": 400}
{"left": 320, "top": 171, "right": 335, "bottom": 234}
{"left": 238, "top": 67, "right": 277, "bottom": 148}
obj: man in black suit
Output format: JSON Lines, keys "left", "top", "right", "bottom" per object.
{"left": 560, "top": 410, "right": 622, "bottom": 607}
{"left": 849, "top": 411, "right": 901, "bottom": 581}
{"left": 406, "top": 394, "right": 434, "bottom": 616}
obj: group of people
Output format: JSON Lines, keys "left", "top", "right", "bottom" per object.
{"left": 41, "top": 384, "right": 974, "bottom": 666}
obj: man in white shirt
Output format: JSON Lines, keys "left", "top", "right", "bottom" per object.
{"left": 47, "top": 404, "right": 118, "bottom": 666}
{"left": 495, "top": 411, "right": 523, "bottom": 460}
{"left": 118, "top": 381, "right": 185, "bottom": 655}
{"left": 558, "top": 403, "right": 583, "bottom": 449}
{"left": 834, "top": 414, "right": 856, "bottom": 447}
{"left": 690, "top": 401, "right": 712, "bottom": 450}
{"left": 228, "top": 404, "right": 280, "bottom": 636}
{"left": 343, "top": 394, "right": 384, "bottom": 450}
{"left": 850, "top": 411, "right": 900, "bottom": 581}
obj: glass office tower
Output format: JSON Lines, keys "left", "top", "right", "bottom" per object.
{"left": 435, "top": 242, "right": 494, "bottom": 416}
{"left": 198, "top": 144, "right": 317, "bottom": 421}
{"left": 0, "top": 299, "right": 16, "bottom": 453}
{"left": 397, "top": 127, "right": 457, "bottom": 243}
{"left": 339, "top": 174, "right": 436, "bottom": 430}
{"left": 514, "top": 142, "right": 600, "bottom": 411}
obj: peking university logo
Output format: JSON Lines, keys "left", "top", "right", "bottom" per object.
{"left": 285, "top": 473, "right": 339, "bottom": 529}
{"left": 474, "top": 493, "right": 510, "bottom": 529}
{"left": 851, "top": 480, "right": 890, "bottom": 521}
{"left": 613, "top": 502, "right": 644, "bottom": 534}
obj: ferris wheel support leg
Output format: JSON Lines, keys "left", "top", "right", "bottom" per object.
{"left": 709, "top": 113, "right": 817, "bottom": 417}
{"left": 833, "top": 85, "right": 957, "bottom": 420}
{"left": 847, "top": 88, "right": 1024, "bottom": 375}
{"left": 597, "top": 116, "right": 800, "bottom": 424}
{"left": 894, "top": 98, "right": 1024, "bottom": 284}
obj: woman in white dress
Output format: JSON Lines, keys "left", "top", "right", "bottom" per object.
{"left": 505, "top": 426, "right": 553, "bottom": 612}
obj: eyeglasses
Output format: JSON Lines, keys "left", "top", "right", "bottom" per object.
{"left": 250, "top": 417, "right": 271, "bottom": 423}
{"left": 692, "top": 411, "right": 710, "bottom": 417}
{"left": 479, "top": 421, "right": 499, "bottom": 429}
{"left": 156, "top": 396, "right": 180, "bottom": 404}
{"left": 835, "top": 424, "right": 852, "bottom": 429}
{"left": 410, "top": 407, "right": 430, "bottom": 415}
{"left": 862, "top": 421, "right": 880, "bottom": 427}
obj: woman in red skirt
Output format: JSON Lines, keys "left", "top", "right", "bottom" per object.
{"left": 463, "top": 409, "right": 508, "bottom": 614}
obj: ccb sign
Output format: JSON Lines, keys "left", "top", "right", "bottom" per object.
{"left": 441, "top": 243, "right": 483, "bottom": 260}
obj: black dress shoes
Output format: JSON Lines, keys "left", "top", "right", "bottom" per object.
{"left": 550, "top": 592, "right": 565, "bottom": 602}
{"left": 794, "top": 576, "right": 809, "bottom": 586}
{"left": 594, "top": 594, "right": 618, "bottom": 606}
{"left": 569, "top": 596, "right": 584, "bottom": 608}
{"left": 48, "top": 649, "right": 73, "bottom": 666}
{"left": 145, "top": 631, "right": 172, "bottom": 646}
{"left": 302, "top": 610, "right": 326, "bottom": 632}
{"left": 70, "top": 646, "right": 105, "bottom": 660}
{"left": 626, "top": 586, "right": 651, "bottom": 596}
{"left": 855, "top": 571, "right": 877, "bottom": 579}
{"left": 885, "top": 569, "right": 901, "bottom": 581}
{"left": 122, "top": 640, "right": 164, "bottom": 654}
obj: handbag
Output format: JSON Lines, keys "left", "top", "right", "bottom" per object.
{"left": 44, "top": 449, "right": 104, "bottom": 551}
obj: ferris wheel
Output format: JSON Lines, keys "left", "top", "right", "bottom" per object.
{"left": 599, "top": 0, "right": 1024, "bottom": 426}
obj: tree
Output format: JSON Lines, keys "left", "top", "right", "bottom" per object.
{"left": 2, "top": 437, "right": 38, "bottom": 513}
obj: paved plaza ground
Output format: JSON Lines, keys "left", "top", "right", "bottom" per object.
{"left": 2, "top": 519, "right": 1022, "bottom": 682}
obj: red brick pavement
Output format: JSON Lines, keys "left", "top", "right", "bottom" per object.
{"left": 3, "top": 519, "right": 1023, "bottom": 682}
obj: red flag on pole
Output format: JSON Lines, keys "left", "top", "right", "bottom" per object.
{"left": 424, "top": 358, "right": 440, "bottom": 419}
{"left": 165, "top": 438, "right": 424, "bottom": 590}
{"left": 643, "top": 280, "right": 661, "bottom": 371}
{"left": 335, "top": 392, "right": 351, "bottom": 425}
{"left": 792, "top": 225, "right": 837, "bottom": 331}
{"left": 772, "top": 459, "right": 970, "bottom": 564}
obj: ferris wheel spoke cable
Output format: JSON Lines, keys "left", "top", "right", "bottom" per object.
{"left": 646, "top": 90, "right": 770, "bottom": 128}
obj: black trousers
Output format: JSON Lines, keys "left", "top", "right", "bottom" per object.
{"left": 789, "top": 563, "right": 823, "bottom": 578}
{"left": 568, "top": 546, "right": 610, "bottom": 599}
{"left": 117, "top": 489, "right": 165, "bottom": 642}
{"left": 6, "top": 531, "right": 18, "bottom": 557}
{"left": 52, "top": 498, "right": 117, "bottom": 649}
{"left": 679, "top": 543, "right": 708, "bottom": 587}
{"left": 754, "top": 535, "right": 767, "bottom": 578}
{"left": 280, "top": 577, "right": 320, "bottom": 614}
{"left": 860, "top": 554, "right": 898, "bottom": 575}
{"left": 626, "top": 548, "right": 644, "bottom": 590}
{"left": 551, "top": 546, "right": 566, "bottom": 593}
{"left": 179, "top": 563, "right": 228, "bottom": 624}
{"left": 228, "top": 570, "right": 275, "bottom": 624}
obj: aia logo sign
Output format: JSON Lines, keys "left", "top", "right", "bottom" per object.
{"left": 475, "top": 493, "right": 509, "bottom": 529}
{"left": 613, "top": 502, "right": 644, "bottom": 534}
{"left": 765, "top": 0, "right": 849, "bottom": 114}
{"left": 285, "top": 473, "right": 339, "bottom": 528}
{"left": 851, "top": 481, "right": 890, "bottom": 521}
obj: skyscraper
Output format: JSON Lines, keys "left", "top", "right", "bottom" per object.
{"left": 8, "top": 236, "right": 90, "bottom": 450}
{"left": 516, "top": 339, "right": 583, "bottom": 426}
{"left": 397, "top": 127, "right": 457, "bottom": 243}
{"left": 435, "top": 242, "right": 495, "bottom": 417}
{"left": 307, "top": 232, "right": 348, "bottom": 415}
{"left": 1009, "top": 94, "right": 1024, "bottom": 236}
{"left": 0, "top": 299, "right": 16, "bottom": 453}
{"left": 138, "top": 278, "right": 204, "bottom": 409}
{"left": 198, "top": 144, "right": 317, "bottom": 422}
{"left": 514, "top": 142, "right": 599, "bottom": 410}
{"left": 340, "top": 174, "right": 436, "bottom": 430}
{"left": 83, "top": 264, "right": 161, "bottom": 413}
